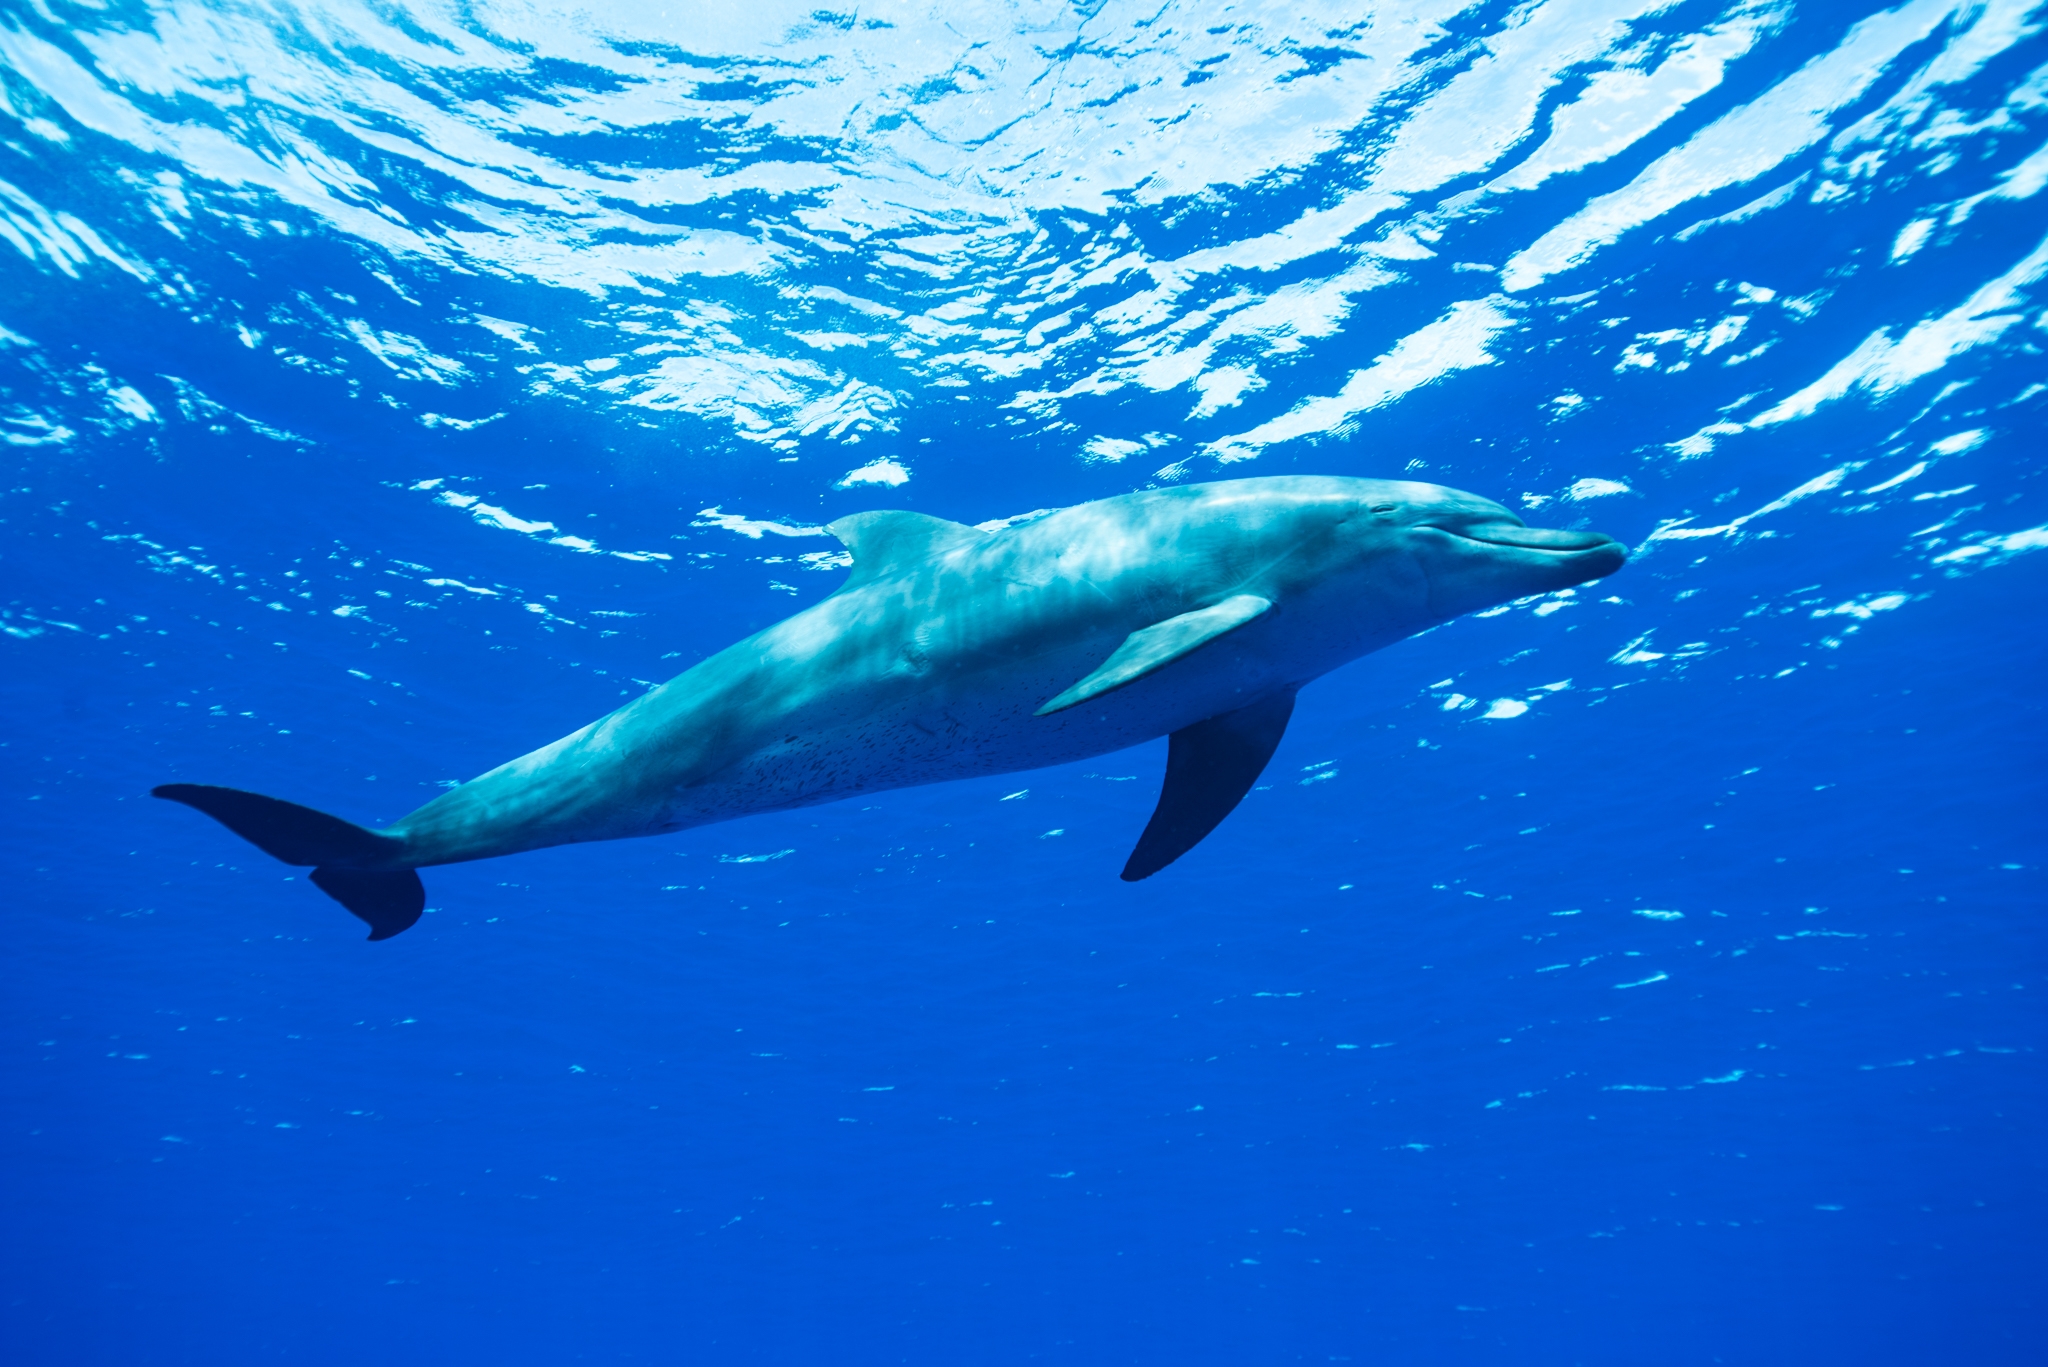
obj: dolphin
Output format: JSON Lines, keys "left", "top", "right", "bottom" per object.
{"left": 156, "top": 475, "right": 1625, "bottom": 939}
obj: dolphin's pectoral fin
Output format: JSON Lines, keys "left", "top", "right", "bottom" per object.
{"left": 1036, "top": 594, "right": 1272, "bottom": 716}
{"left": 309, "top": 868, "right": 426, "bottom": 941}
{"left": 1121, "top": 689, "right": 1296, "bottom": 881}
{"left": 153, "top": 783, "right": 424, "bottom": 941}
{"left": 827, "top": 510, "right": 989, "bottom": 587}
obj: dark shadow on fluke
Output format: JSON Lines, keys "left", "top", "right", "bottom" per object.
{"left": 152, "top": 784, "right": 423, "bottom": 940}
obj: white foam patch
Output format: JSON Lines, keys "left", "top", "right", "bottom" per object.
{"left": 1486, "top": 9, "right": 1778, "bottom": 196}
{"left": 103, "top": 384, "right": 157, "bottom": 423}
{"left": 1930, "top": 524, "right": 2048, "bottom": 566}
{"left": 1080, "top": 437, "right": 1144, "bottom": 465}
{"left": 1952, "top": 135, "right": 2048, "bottom": 222}
{"left": 1813, "top": 592, "right": 1909, "bottom": 619}
{"left": 1832, "top": 0, "right": 2046, "bottom": 162}
{"left": 600, "top": 343, "right": 900, "bottom": 448}
{"left": 419, "top": 411, "right": 504, "bottom": 430}
{"left": 0, "top": 172, "right": 155, "bottom": 281}
{"left": 1644, "top": 466, "right": 1852, "bottom": 544}
{"left": 1371, "top": 0, "right": 1709, "bottom": 198}
{"left": 834, "top": 458, "right": 910, "bottom": 489}
{"left": 1, "top": 410, "right": 75, "bottom": 446}
{"left": 1891, "top": 217, "right": 1936, "bottom": 261}
{"left": 1861, "top": 461, "right": 1927, "bottom": 492}
{"left": 1204, "top": 297, "right": 1515, "bottom": 460}
{"left": 1610, "top": 633, "right": 1669, "bottom": 665}
{"left": 1747, "top": 229, "right": 2048, "bottom": 425}
{"left": 1929, "top": 429, "right": 1989, "bottom": 455}
{"left": 418, "top": 485, "right": 673, "bottom": 559}
{"left": 344, "top": 319, "right": 467, "bottom": 384}
{"left": 437, "top": 491, "right": 551, "bottom": 535}
{"left": 692, "top": 508, "right": 827, "bottom": 540}
{"left": 1189, "top": 366, "right": 1264, "bottom": 418}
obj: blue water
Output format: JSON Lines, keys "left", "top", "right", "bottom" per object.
{"left": 4, "top": 1, "right": 2045, "bottom": 1362}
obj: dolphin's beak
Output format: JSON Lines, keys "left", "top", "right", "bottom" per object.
{"left": 1442, "top": 522, "right": 1629, "bottom": 578}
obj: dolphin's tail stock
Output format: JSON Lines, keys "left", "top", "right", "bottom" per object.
{"left": 152, "top": 784, "right": 424, "bottom": 941}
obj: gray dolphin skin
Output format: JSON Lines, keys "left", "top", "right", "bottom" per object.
{"left": 156, "top": 475, "right": 1626, "bottom": 939}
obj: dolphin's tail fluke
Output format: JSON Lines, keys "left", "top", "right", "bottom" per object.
{"left": 307, "top": 866, "right": 424, "bottom": 941}
{"left": 152, "top": 784, "right": 424, "bottom": 941}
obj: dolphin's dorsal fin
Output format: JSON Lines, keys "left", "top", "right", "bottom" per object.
{"left": 1122, "top": 689, "right": 1296, "bottom": 880}
{"left": 1035, "top": 594, "right": 1273, "bottom": 716}
{"left": 826, "top": 510, "right": 988, "bottom": 586}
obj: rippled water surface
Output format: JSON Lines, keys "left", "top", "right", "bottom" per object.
{"left": 5, "top": 1, "right": 2045, "bottom": 1363}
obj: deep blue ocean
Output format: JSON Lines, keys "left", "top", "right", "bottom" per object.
{"left": 4, "top": 1, "right": 2045, "bottom": 1363}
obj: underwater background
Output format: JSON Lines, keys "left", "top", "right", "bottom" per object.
{"left": 3, "top": 0, "right": 2044, "bottom": 1362}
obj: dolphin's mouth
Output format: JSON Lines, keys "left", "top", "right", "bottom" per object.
{"left": 1441, "top": 522, "right": 1620, "bottom": 553}
{"left": 1425, "top": 520, "right": 1629, "bottom": 579}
